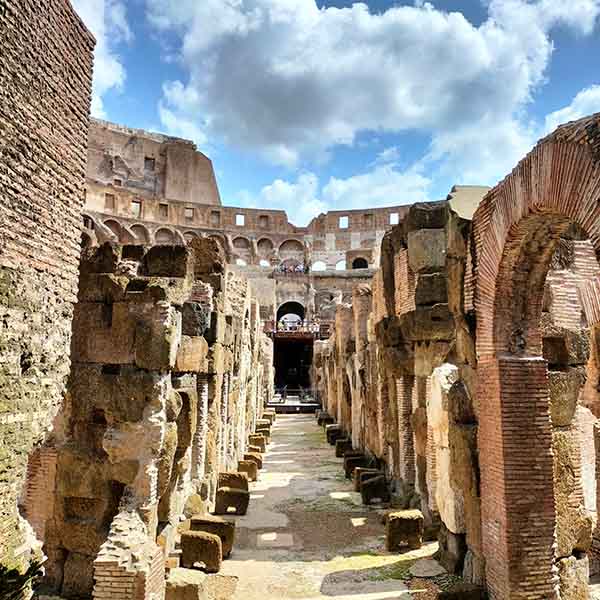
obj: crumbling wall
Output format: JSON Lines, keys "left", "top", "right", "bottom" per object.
{"left": 316, "top": 114, "right": 600, "bottom": 599}
{"left": 21, "top": 239, "right": 272, "bottom": 597}
{"left": 315, "top": 200, "right": 489, "bottom": 584}
{"left": 0, "top": 0, "right": 94, "bottom": 574}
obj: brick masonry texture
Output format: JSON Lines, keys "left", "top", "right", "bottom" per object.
{"left": 0, "top": 0, "right": 94, "bottom": 572}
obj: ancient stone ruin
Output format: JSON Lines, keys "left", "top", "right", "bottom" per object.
{"left": 314, "top": 117, "right": 600, "bottom": 598}
{"left": 3, "top": 1, "right": 600, "bottom": 599}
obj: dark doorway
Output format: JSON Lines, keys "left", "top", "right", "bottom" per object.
{"left": 273, "top": 337, "right": 313, "bottom": 389}
{"left": 352, "top": 257, "right": 369, "bottom": 269}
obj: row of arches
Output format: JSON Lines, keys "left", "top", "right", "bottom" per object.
{"left": 231, "top": 236, "right": 304, "bottom": 254}
{"left": 82, "top": 214, "right": 228, "bottom": 250}
{"left": 83, "top": 215, "right": 371, "bottom": 271}
{"left": 312, "top": 258, "right": 369, "bottom": 271}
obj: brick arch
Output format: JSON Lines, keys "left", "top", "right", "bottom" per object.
{"left": 104, "top": 218, "right": 122, "bottom": 240}
{"left": 474, "top": 114, "right": 600, "bottom": 359}
{"left": 472, "top": 114, "right": 600, "bottom": 600}
{"left": 155, "top": 227, "right": 176, "bottom": 245}
{"left": 279, "top": 238, "right": 304, "bottom": 253}
{"left": 232, "top": 236, "right": 251, "bottom": 250}
{"left": 257, "top": 237, "right": 275, "bottom": 255}
{"left": 131, "top": 223, "right": 151, "bottom": 244}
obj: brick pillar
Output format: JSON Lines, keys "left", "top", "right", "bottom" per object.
{"left": 219, "top": 374, "right": 230, "bottom": 468}
{"left": 192, "top": 375, "right": 209, "bottom": 481}
{"left": 590, "top": 423, "right": 600, "bottom": 575}
{"left": 396, "top": 376, "right": 415, "bottom": 484}
{"left": 21, "top": 446, "right": 57, "bottom": 543}
{"left": 478, "top": 356, "right": 558, "bottom": 600}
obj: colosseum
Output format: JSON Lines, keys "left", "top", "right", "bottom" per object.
{"left": 2, "top": 2, "right": 600, "bottom": 600}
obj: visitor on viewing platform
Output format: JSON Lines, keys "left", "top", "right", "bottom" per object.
{"left": 276, "top": 263, "right": 306, "bottom": 274}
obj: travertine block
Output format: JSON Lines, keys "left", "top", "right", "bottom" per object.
{"left": 190, "top": 514, "right": 236, "bottom": 558}
{"left": 386, "top": 510, "right": 424, "bottom": 551}
{"left": 181, "top": 531, "right": 222, "bottom": 573}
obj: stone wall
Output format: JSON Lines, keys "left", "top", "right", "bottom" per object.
{"left": 20, "top": 240, "right": 273, "bottom": 597}
{"left": 0, "top": 0, "right": 94, "bottom": 574}
{"left": 314, "top": 116, "right": 600, "bottom": 599}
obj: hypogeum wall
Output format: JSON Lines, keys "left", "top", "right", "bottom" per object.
{"left": 19, "top": 239, "right": 272, "bottom": 598}
{"left": 314, "top": 128, "right": 600, "bottom": 598}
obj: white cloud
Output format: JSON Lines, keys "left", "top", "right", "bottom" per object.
{"left": 72, "top": 0, "right": 132, "bottom": 118}
{"left": 374, "top": 146, "right": 401, "bottom": 166}
{"left": 544, "top": 85, "right": 600, "bottom": 134}
{"left": 323, "top": 165, "right": 431, "bottom": 210}
{"left": 158, "top": 103, "right": 207, "bottom": 147}
{"left": 237, "top": 172, "right": 327, "bottom": 226}
{"left": 236, "top": 164, "right": 430, "bottom": 226}
{"left": 146, "top": 0, "right": 600, "bottom": 180}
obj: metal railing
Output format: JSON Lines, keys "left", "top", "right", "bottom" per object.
{"left": 271, "top": 387, "right": 320, "bottom": 404}
{"left": 263, "top": 320, "right": 332, "bottom": 339}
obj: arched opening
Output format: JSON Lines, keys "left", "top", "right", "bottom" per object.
{"left": 352, "top": 257, "right": 369, "bottom": 269}
{"left": 233, "top": 236, "right": 251, "bottom": 251}
{"left": 257, "top": 238, "right": 274, "bottom": 256}
{"left": 478, "top": 214, "right": 599, "bottom": 597}
{"left": 277, "top": 301, "right": 305, "bottom": 323}
{"left": 233, "top": 236, "right": 252, "bottom": 264}
{"left": 311, "top": 260, "right": 327, "bottom": 272}
{"left": 104, "top": 219, "right": 121, "bottom": 240}
{"left": 279, "top": 239, "right": 304, "bottom": 256}
{"left": 131, "top": 224, "right": 150, "bottom": 244}
{"left": 155, "top": 228, "right": 175, "bottom": 245}
{"left": 274, "top": 301, "right": 312, "bottom": 391}
{"left": 279, "top": 239, "right": 304, "bottom": 267}
{"left": 335, "top": 259, "right": 346, "bottom": 271}
{"left": 473, "top": 118, "right": 600, "bottom": 598}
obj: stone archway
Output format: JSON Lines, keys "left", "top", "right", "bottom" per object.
{"left": 352, "top": 257, "right": 369, "bottom": 269}
{"left": 155, "top": 227, "right": 175, "bottom": 245}
{"left": 277, "top": 301, "right": 305, "bottom": 323}
{"left": 472, "top": 114, "right": 600, "bottom": 599}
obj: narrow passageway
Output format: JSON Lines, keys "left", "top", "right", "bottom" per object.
{"left": 221, "top": 414, "right": 450, "bottom": 599}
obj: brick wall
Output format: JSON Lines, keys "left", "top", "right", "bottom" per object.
{"left": 394, "top": 249, "right": 416, "bottom": 316}
{"left": 0, "top": 0, "right": 93, "bottom": 571}
{"left": 478, "top": 358, "right": 557, "bottom": 600}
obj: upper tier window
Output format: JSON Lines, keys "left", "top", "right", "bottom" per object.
{"left": 131, "top": 200, "right": 142, "bottom": 218}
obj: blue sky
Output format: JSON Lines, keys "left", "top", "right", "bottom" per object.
{"left": 72, "top": 0, "right": 600, "bottom": 225}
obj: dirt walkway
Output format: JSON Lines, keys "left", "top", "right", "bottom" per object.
{"left": 221, "top": 414, "right": 454, "bottom": 599}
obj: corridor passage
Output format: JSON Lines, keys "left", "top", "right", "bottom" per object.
{"left": 221, "top": 414, "right": 451, "bottom": 599}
